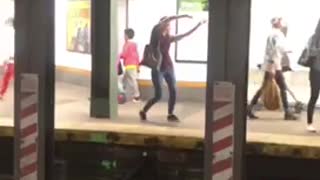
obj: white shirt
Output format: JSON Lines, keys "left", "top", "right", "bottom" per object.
{"left": 263, "top": 28, "right": 287, "bottom": 72}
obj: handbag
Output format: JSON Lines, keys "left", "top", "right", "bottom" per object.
{"left": 298, "top": 48, "right": 315, "bottom": 67}
{"left": 140, "top": 44, "right": 159, "bottom": 69}
{"left": 117, "top": 62, "right": 123, "bottom": 75}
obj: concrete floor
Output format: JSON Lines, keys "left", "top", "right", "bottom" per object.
{"left": 1, "top": 82, "right": 320, "bottom": 148}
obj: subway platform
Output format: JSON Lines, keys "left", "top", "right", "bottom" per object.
{"left": 1, "top": 82, "right": 320, "bottom": 159}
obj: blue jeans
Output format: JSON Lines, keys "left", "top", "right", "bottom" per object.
{"left": 143, "top": 68, "right": 176, "bottom": 115}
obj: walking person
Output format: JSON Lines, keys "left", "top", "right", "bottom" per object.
{"left": 247, "top": 17, "right": 297, "bottom": 120}
{"left": 304, "top": 20, "right": 320, "bottom": 132}
{"left": 0, "top": 17, "right": 14, "bottom": 100}
{"left": 118, "top": 28, "right": 141, "bottom": 103}
{"left": 0, "top": 57, "right": 14, "bottom": 100}
{"left": 139, "top": 15, "right": 207, "bottom": 122}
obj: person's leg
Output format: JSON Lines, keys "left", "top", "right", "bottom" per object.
{"left": 163, "top": 68, "right": 178, "bottom": 121}
{"left": 140, "top": 69, "right": 162, "bottom": 120}
{"left": 307, "top": 69, "right": 320, "bottom": 132}
{"left": 274, "top": 71, "right": 296, "bottom": 120}
{"left": 0, "top": 63, "right": 14, "bottom": 98}
{"left": 123, "top": 69, "right": 133, "bottom": 99}
{"left": 122, "top": 70, "right": 129, "bottom": 92}
{"left": 118, "top": 74, "right": 125, "bottom": 93}
{"left": 125, "top": 69, "right": 140, "bottom": 102}
{"left": 11, "top": 63, "right": 14, "bottom": 79}
{"left": 247, "top": 72, "right": 270, "bottom": 119}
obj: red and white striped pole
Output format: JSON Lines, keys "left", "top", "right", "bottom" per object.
{"left": 212, "top": 82, "right": 235, "bottom": 180}
{"left": 18, "top": 74, "right": 39, "bottom": 180}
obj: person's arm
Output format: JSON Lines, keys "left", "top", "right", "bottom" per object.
{"left": 161, "top": 14, "right": 192, "bottom": 24}
{"left": 170, "top": 20, "right": 207, "bottom": 42}
{"left": 133, "top": 43, "right": 141, "bottom": 72}
{"left": 119, "top": 43, "right": 128, "bottom": 59}
{"left": 158, "top": 15, "right": 192, "bottom": 30}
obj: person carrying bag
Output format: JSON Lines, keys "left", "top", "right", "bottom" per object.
{"left": 299, "top": 19, "right": 320, "bottom": 132}
{"left": 247, "top": 17, "right": 297, "bottom": 120}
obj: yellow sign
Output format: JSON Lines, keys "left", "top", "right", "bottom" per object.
{"left": 66, "top": 0, "right": 91, "bottom": 54}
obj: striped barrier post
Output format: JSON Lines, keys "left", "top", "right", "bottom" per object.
{"left": 18, "top": 74, "right": 39, "bottom": 180}
{"left": 212, "top": 82, "right": 235, "bottom": 180}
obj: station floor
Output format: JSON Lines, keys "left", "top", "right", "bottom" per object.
{"left": 1, "top": 82, "right": 320, "bottom": 158}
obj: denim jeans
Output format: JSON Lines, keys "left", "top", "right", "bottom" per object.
{"left": 307, "top": 68, "right": 320, "bottom": 124}
{"left": 143, "top": 68, "right": 176, "bottom": 115}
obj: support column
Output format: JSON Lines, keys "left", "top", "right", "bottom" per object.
{"left": 14, "top": 0, "right": 55, "bottom": 180}
{"left": 90, "top": 0, "right": 118, "bottom": 119}
{"left": 205, "top": 0, "right": 251, "bottom": 179}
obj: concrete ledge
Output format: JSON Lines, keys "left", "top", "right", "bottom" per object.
{"left": 1, "top": 125, "right": 320, "bottom": 159}
{"left": 247, "top": 132, "right": 320, "bottom": 159}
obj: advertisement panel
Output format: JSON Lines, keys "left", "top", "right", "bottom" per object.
{"left": 176, "top": 0, "right": 208, "bottom": 63}
{"left": 66, "top": 0, "right": 91, "bottom": 54}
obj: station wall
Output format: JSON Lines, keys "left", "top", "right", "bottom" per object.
{"left": 55, "top": 0, "right": 127, "bottom": 71}
{"left": 250, "top": 0, "right": 320, "bottom": 71}
{"left": 0, "top": 0, "right": 13, "bottom": 64}
{"left": 54, "top": 0, "right": 209, "bottom": 82}
{"left": 54, "top": 0, "right": 320, "bottom": 82}
{"left": 1, "top": 0, "right": 320, "bottom": 83}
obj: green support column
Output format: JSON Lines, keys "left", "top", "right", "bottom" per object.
{"left": 90, "top": 0, "right": 118, "bottom": 119}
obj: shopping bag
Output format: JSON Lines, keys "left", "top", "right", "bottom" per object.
{"left": 262, "top": 78, "right": 281, "bottom": 110}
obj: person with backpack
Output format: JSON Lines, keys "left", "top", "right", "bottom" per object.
{"left": 117, "top": 28, "right": 141, "bottom": 103}
{"left": 247, "top": 17, "right": 297, "bottom": 120}
{"left": 299, "top": 19, "right": 320, "bottom": 132}
{"left": 139, "top": 15, "right": 207, "bottom": 122}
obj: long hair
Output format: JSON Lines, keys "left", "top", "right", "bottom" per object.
{"left": 314, "top": 19, "right": 320, "bottom": 37}
{"left": 313, "top": 19, "right": 320, "bottom": 48}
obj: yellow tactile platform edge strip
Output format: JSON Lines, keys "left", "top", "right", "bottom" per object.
{"left": 56, "top": 66, "right": 206, "bottom": 89}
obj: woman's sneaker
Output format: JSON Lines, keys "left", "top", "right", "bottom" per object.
{"left": 307, "top": 124, "right": 317, "bottom": 133}
{"left": 167, "top": 114, "right": 179, "bottom": 122}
